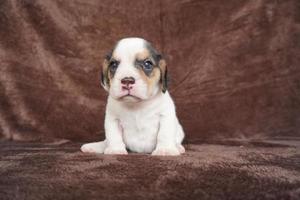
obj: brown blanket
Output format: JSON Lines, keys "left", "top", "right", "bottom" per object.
{"left": 0, "top": 0, "right": 299, "bottom": 142}
{"left": 0, "top": 140, "right": 300, "bottom": 200}
{"left": 1, "top": 2, "right": 300, "bottom": 198}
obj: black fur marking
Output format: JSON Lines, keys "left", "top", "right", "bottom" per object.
{"left": 105, "top": 51, "right": 112, "bottom": 61}
{"left": 108, "top": 59, "right": 119, "bottom": 77}
{"left": 145, "top": 42, "right": 161, "bottom": 64}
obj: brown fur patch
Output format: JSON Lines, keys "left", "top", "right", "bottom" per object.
{"left": 137, "top": 66, "right": 161, "bottom": 96}
{"left": 111, "top": 52, "right": 120, "bottom": 61}
{"left": 147, "top": 67, "right": 161, "bottom": 94}
{"left": 158, "top": 59, "right": 168, "bottom": 92}
{"left": 136, "top": 50, "right": 150, "bottom": 61}
{"left": 102, "top": 59, "right": 110, "bottom": 87}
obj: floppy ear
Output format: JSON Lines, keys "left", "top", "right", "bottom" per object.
{"left": 101, "top": 53, "right": 111, "bottom": 91}
{"left": 158, "top": 57, "right": 168, "bottom": 93}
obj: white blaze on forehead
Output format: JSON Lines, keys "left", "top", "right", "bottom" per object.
{"left": 113, "top": 38, "right": 147, "bottom": 61}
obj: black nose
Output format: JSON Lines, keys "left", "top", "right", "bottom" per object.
{"left": 121, "top": 77, "right": 135, "bottom": 85}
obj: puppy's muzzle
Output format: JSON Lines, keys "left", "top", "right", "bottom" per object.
{"left": 121, "top": 77, "right": 135, "bottom": 90}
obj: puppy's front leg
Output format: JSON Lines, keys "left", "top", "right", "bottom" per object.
{"left": 104, "top": 111, "right": 128, "bottom": 155}
{"left": 152, "top": 114, "right": 181, "bottom": 156}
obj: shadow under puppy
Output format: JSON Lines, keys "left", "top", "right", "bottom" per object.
{"left": 81, "top": 37, "right": 185, "bottom": 156}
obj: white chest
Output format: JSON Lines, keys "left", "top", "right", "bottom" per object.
{"left": 118, "top": 110, "right": 160, "bottom": 153}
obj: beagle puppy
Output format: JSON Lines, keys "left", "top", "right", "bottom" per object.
{"left": 81, "top": 37, "right": 185, "bottom": 156}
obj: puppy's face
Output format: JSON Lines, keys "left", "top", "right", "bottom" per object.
{"left": 101, "top": 38, "right": 168, "bottom": 103}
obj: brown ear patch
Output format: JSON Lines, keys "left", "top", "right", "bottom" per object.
{"left": 158, "top": 59, "right": 168, "bottom": 93}
{"left": 101, "top": 57, "right": 110, "bottom": 89}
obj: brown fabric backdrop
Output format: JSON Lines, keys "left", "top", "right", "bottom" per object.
{"left": 0, "top": 0, "right": 299, "bottom": 142}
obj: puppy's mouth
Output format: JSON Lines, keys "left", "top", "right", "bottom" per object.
{"left": 119, "top": 94, "right": 142, "bottom": 101}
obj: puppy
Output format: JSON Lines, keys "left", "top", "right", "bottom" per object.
{"left": 81, "top": 37, "right": 185, "bottom": 156}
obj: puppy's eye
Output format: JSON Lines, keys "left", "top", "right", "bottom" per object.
{"left": 143, "top": 60, "right": 153, "bottom": 71}
{"left": 109, "top": 61, "right": 119, "bottom": 73}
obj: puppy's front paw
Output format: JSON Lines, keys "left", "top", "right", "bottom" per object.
{"left": 177, "top": 144, "right": 185, "bottom": 154}
{"left": 81, "top": 142, "right": 105, "bottom": 154}
{"left": 152, "top": 146, "right": 181, "bottom": 156}
{"left": 104, "top": 147, "right": 128, "bottom": 155}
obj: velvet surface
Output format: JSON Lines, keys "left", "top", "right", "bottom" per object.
{"left": 0, "top": 0, "right": 300, "bottom": 142}
{"left": 1, "top": 140, "right": 300, "bottom": 200}
{"left": 1, "top": 1, "right": 300, "bottom": 199}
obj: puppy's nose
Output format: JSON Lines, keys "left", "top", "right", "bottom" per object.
{"left": 121, "top": 77, "right": 135, "bottom": 85}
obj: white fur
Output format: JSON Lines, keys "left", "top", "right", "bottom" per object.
{"left": 81, "top": 38, "right": 185, "bottom": 156}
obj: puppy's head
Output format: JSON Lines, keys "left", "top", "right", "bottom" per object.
{"left": 101, "top": 38, "right": 168, "bottom": 103}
